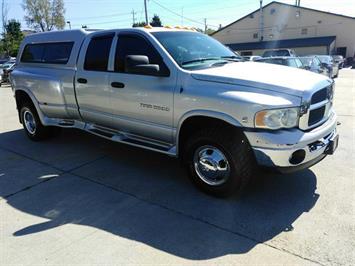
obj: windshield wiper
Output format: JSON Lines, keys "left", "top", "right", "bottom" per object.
{"left": 221, "top": 55, "right": 244, "bottom": 61}
{"left": 181, "top": 57, "right": 221, "bottom": 65}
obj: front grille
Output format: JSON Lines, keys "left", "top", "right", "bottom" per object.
{"left": 308, "top": 106, "right": 326, "bottom": 126}
{"left": 299, "top": 84, "right": 334, "bottom": 130}
{"left": 311, "top": 88, "right": 327, "bottom": 104}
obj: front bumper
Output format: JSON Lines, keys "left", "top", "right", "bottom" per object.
{"left": 245, "top": 111, "right": 338, "bottom": 172}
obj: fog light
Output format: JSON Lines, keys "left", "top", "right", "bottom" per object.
{"left": 289, "top": 149, "right": 306, "bottom": 165}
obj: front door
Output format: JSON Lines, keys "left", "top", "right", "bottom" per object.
{"left": 108, "top": 33, "right": 176, "bottom": 144}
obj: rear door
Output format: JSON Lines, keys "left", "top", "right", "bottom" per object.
{"left": 75, "top": 33, "right": 115, "bottom": 127}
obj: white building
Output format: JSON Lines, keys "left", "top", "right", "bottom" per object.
{"left": 212, "top": 1, "right": 355, "bottom": 58}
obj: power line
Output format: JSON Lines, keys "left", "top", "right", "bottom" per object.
{"left": 69, "top": 12, "right": 131, "bottom": 21}
{"left": 150, "top": 0, "right": 219, "bottom": 28}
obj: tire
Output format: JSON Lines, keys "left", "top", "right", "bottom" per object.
{"left": 183, "top": 127, "right": 256, "bottom": 197}
{"left": 20, "top": 101, "right": 54, "bottom": 141}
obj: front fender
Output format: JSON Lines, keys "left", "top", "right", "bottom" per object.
{"left": 174, "top": 110, "right": 243, "bottom": 155}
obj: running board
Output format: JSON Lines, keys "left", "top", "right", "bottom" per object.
{"left": 85, "top": 125, "right": 177, "bottom": 156}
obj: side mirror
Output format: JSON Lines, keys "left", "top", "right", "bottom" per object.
{"left": 125, "top": 55, "right": 160, "bottom": 76}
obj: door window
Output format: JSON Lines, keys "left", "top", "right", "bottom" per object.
{"left": 115, "top": 34, "right": 168, "bottom": 74}
{"left": 84, "top": 35, "right": 114, "bottom": 71}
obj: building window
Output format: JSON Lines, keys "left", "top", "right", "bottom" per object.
{"left": 295, "top": 10, "right": 301, "bottom": 18}
{"left": 249, "top": 14, "right": 254, "bottom": 19}
{"left": 270, "top": 8, "right": 276, "bottom": 15}
{"left": 253, "top": 33, "right": 258, "bottom": 39}
{"left": 301, "top": 28, "right": 308, "bottom": 35}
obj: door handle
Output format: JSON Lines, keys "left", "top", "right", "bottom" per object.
{"left": 111, "top": 82, "right": 125, "bottom": 88}
{"left": 77, "top": 78, "right": 87, "bottom": 84}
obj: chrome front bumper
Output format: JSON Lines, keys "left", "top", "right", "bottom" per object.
{"left": 245, "top": 111, "right": 338, "bottom": 172}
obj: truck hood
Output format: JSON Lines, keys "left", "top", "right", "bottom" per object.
{"left": 191, "top": 61, "right": 332, "bottom": 97}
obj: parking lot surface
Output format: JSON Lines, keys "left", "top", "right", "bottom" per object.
{"left": 1, "top": 69, "right": 354, "bottom": 265}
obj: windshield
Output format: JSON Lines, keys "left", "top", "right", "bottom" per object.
{"left": 2, "top": 63, "right": 13, "bottom": 69}
{"left": 318, "top": 56, "right": 331, "bottom": 63}
{"left": 299, "top": 57, "right": 312, "bottom": 66}
{"left": 152, "top": 31, "right": 241, "bottom": 69}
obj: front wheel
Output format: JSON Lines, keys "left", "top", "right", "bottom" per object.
{"left": 184, "top": 128, "right": 256, "bottom": 197}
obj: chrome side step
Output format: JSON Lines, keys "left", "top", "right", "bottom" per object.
{"left": 85, "top": 124, "right": 177, "bottom": 157}
{"left": 42, "top": 117, "right": 177, "bottom": 157}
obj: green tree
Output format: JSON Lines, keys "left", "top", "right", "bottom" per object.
{"left": 206, "top": 28, "right": 215, "bottom": 35}
{"left": 22, "top": 0, "right": 65, "bottom": 31}
{"left": 1, "top": 19, "right": 24, "bottom": 56}
{"left": 132, "top": 21, "right": 146, "bottom": 27}
{"left": 150, "top": 14, "right": 162, "bottom": 27}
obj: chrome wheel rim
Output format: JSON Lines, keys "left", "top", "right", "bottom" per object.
{"left": 193, "top": 145, "right": 230, "bottom": 186}
{"left": 23, "top": 110, "right": 36, "bottom": 135}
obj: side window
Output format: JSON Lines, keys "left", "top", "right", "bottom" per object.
{"left": 115, "top": 34, "right": 168, "bottom": 74}
{"left": 84, "top": 35, "right": 113, "bottom": 71}
{"left": 21, "top": 42, "right": 74, "bottom": 64}
{"left": 21, "top": 44, "right": 44, "bottom": 63}
{"left": 43, "top": 42, "right": 74, "bottom": 64}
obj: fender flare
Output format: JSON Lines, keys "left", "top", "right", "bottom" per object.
{"left": 15, "top": 88, "right": 46, "bottom": 125}
{"left": 175, "top": 110, "right": 243, "bottom": 155}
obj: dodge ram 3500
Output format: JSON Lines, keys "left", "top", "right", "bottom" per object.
{"left": 11, "top": 28, "right": 339, "bottom": 196}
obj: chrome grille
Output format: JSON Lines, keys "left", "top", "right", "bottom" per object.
{"left": 308, "top": 106, "right": 326, "bottom": 126}
{"left": 311, "top": 88, "right": 328, "bottom": 104}
{"left": 299, "top": 85, "right": 334, "bottom": 130}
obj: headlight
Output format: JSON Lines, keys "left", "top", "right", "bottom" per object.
{"left": 255, "top": 107, "right": 299, "bottom": 129}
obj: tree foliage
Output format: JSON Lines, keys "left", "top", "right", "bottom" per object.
{"left": 22, "top": 0, "right": 65, "bottom": 32}
{"left": 1, "top": 19, "right": 24, "bottom": 56}
{"left": 132, "top": 21, "right": 146, "bottom": 27}
{"left": 150, "top": 14, "right": 162, "bottom": 27}
{"left": 132, "top": 14, "right": 163, "bottom": 27}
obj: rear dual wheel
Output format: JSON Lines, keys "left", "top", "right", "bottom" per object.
{"left": 20, "top": 101, "right": 60, "bottom": 141}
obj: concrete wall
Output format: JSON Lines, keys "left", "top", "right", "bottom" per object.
{"left": 213, "top": 3, "right": 355, "bottom": 57}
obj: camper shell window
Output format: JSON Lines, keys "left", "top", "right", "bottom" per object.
{"left": 21, "top": 42, "right": 74, "bottom": 64}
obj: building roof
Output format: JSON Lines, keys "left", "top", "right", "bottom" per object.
{"left": 227, "top": 36, "right": 336, "bottom": 50}
{"left": 211, "top": 1, "right": 355, "bottom": 36}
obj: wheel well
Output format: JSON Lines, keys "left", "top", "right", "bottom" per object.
{"left": 178, "top": 116, "right": 239, "bottom": 155}
{"left": 15, "top": 90, "right": 33, "bottom": 123}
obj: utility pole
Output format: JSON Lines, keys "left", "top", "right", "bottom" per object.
{"left": 131, "top": 9, "right": 136, "bottom": 25}
{"left": 204, "top": 18, "right": 207, "bottom": 34}
{"left": 259, "top": 0, "right": 264, "bottom": 41}
{"left": 144, "top": 0, "right": 149, "bottom": 25}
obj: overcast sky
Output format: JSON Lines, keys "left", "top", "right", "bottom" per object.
{"left": 3, "top": 0, "right": 355, "bottom": 31}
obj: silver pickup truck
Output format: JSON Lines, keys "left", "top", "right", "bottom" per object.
{"left": 11, "top": 28, "right": 339, "bottom": 196}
